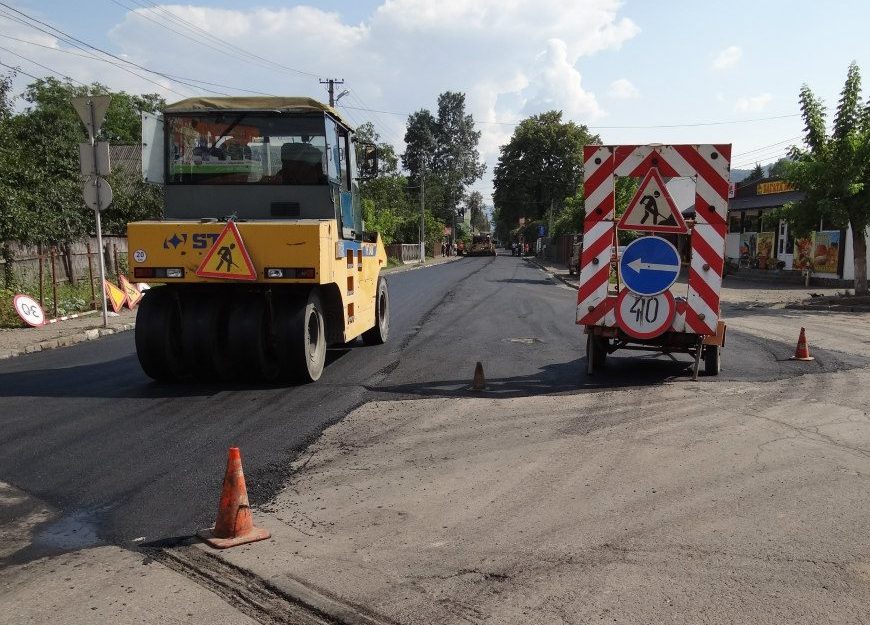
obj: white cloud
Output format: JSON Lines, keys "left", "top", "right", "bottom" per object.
{"left": 608, "top": 78, "right": 638, "bottom": 99}
{"left": 734, "top": 93, "right": 773, "bottom": 113}
{"left": 4, "top": 1, "right": 640, "bottom": 199}
{"left": 712, "top": 45, "right": 742, "bottom": 70}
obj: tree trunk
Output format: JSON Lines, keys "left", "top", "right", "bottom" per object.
{"left": 853, "top": 226, "right": 868, "bottom": 294}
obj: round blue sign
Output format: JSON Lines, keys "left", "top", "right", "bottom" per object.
{"left": 619, "top": 236, "right": 681, "bottom": 296}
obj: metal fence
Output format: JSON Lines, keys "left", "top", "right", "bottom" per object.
{"left": 386, "top": 243, "right": 424, "bottom": 264}
{"left": 1, "top": 236, "right": 128, "bottom": 317}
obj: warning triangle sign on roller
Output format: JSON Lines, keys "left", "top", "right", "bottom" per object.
{"left": 195, "top": 220, "right": 257, "bottom": 281}
{"left": 618, "top": 168, "right": 688, "bottom": 234}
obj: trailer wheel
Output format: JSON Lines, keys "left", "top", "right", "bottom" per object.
{"left": 585, "top": 334, "right": 607, "bottom": 374}
{"left": 703, "top": 345, "right": 721, "bottom": 376}
{"left": 227, "top": 294, "right": 280, "bottom": 382}
{"left": 275, "top": 289, "right": 326, "bottom": 382}
{"left": 362, "top": 278, "right": 389, "bottom": 346}
{"left": 135, "top": 287, "right": 187, "bottom": 382}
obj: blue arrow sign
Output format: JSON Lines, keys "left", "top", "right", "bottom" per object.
{"left": 619, "top": 236, "right": 681, "bottom": 296}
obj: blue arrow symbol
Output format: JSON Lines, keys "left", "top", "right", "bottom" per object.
{"left": 626, "top": 258, "right": 680, "bottom": 274}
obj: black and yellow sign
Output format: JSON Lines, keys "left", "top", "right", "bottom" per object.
{"left": 195, "top": 220, "right": 257, "bottom": 281}
{"left": 757, "top": 180, "right": 795, "bottom": 195}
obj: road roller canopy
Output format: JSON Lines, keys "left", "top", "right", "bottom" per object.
{"left": 164, "top": 97, "right": 354, "bottom": 129}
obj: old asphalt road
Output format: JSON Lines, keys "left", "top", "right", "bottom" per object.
{"left": 0, "top": 254, "right": 861, "bottom": 560}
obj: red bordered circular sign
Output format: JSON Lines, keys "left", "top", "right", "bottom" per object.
{"left": 13, "top": 294, "right": 45, "bottom": 327}
{"left": 615, "top": 289, "right": 675, "bottom": 340}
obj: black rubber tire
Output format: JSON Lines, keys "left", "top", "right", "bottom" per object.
{"left": 585, "top": 335, "right": 607, "bottom": 374}
{"left": 135, "top": 287, "right": 187, "bottom": 382}
{"left": 362, "top": 278, "right": 389, "bottom": 346}
{"left": 181, "top": 293, "right": 233, "bottom": 381}
{"left": 703, "top": 345, "right": 721, "bottom": 376}
{"left": 227, "top": 294, "right": 280, "bottom": 382}
{"left": 274, "top": 289, "right": 327, "bottom": 383}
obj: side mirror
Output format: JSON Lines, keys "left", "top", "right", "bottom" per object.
{"left": 358, "top": 143, "right": 378, "bottom": 180}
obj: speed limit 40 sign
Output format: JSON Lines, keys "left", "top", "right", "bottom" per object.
{"left": 615, "top": 289, "right": 675, "bottom": 340}
{"left": 13, "top": 294, "right": 45, "bottom": 327}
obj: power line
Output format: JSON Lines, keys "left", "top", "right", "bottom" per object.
{"left": 0, "top": 33, "right": 280, "bottom": 97}
{"left": 0, "top": 7, "right": 193, "bottom": 98}
{"left": 732, "top": 135, "right": 802, "bottom": 158}
{"left": 127, "top": 0, "right": 321, "bottom": 78}
{"left": 0, "top": 4, "right": 213, "bottom": 96}
{"left": 339, "top": 103, "right": 801, "bottom": 130}
{"left": 0, "top": 43, "right": 86, "bottom": 85}
{"left": 0, "top": 59, "right": 39, "bottom": 80}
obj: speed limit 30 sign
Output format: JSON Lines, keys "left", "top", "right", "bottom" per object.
{"left": 13, "top": 294, "right": 45, "bottom": 327}
{"left": 615, "top": 289, "right": 675, "bottom": 340}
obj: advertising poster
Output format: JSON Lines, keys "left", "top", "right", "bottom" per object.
{"left": 739, "top": 232, "right": 756, "bottom": 260}
{"left": 756, "top": 232, "right": 775, "bottom": 260}
{"left": 794, "top": 236, "right": 814, "bottom": 271}
{"left": 813, "top": 231, "right": 841, "bottom": 274}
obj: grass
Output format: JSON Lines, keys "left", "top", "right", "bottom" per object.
{"left": 2, "top": 281, "right": 97, "bottom": 328}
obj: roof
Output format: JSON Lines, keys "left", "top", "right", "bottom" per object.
{"left": 164, "top": 97, "right": 353, "bottom": 129}
{"left": 729, "top": 190, "right": 805, "bottom": 212}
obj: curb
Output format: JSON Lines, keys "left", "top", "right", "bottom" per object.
{"left": 784, "top": 304, "right": 870, "bottom": 313}
{"left": 382, "top": 256, "right": 463, "bottom": 275}
{"left": 524, "top": 257, "right": 579, "bottom": 290}
{"left": 0, "top": 322, "right": 136, "bottom": 361}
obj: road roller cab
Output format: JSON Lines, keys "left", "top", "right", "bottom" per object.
{"left": 128, "top": 97, "right": 389, "bottom": 383}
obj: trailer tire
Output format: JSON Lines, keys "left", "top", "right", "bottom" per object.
{"left": 585, "top": 334, "right": 607, "bottom": 374}
{"left": 227, "top": 294, "right": 280, "bottom": 382}
{"left": 703, "top": 345, "right": 721, "bottom": 376}
{"left": 362, "top": 278, "right": 389, "bottom": 346}
{"left": 275, "top": 289, "right": 326, "bottom": 382}
{"left": 135, "top": 287, "right": 187, "bottom": 382}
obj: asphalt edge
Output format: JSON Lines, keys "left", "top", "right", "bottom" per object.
{"left": 0, "top": 323, "right": 136, "bottom": 361}
{"left": 524, "top": 257, "right": 579, "bottom": 290}
{"left": 381, "top": 255, "right": 463, "bottom": 275}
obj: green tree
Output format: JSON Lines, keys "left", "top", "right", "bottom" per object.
{"left": 784, "top": 62, "right": 870, "bottom": 293}
{"left": 354, "top": 121, "right": 398, "bottom": 176}
{"left": 464, "top": 191, "right": 490, "bottom": 232}
{"left": 492, "top": 111, "right": 599, "bottom": 235}
{"left": 401, "top": 92, "right": 485, "bottom": 221}
{"left": 767, "top": 157, "right": 791, "bottom": 179}
{"left": 744, "top": 162, "right": 765, "bottom": 183}
{"left": 0, "top": 75, "right": 164, "bottom": 245}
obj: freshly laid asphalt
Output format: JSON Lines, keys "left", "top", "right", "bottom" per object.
{"left": 0, "top": 254, "right": 860, "bottom": 557}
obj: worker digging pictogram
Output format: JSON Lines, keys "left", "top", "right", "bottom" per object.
{"left": 194, "top": 220, "right": 257, "bottom": 281}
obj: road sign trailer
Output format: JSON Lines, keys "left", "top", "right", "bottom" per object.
{"left": 576, "top": 144, "right": 731, "bottom": 379}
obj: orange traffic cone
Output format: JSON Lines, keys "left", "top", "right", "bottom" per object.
{"left": 790, "top": 327, "right": 815, "bottom": 361}
{"left": 198, "top": 447, "right": 270, "bottom": 549}
{"left": 471, "top": 362, "right": 486, "bottom": 391}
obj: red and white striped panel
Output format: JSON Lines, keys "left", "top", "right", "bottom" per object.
{"left": 576, "top": 146, "right": 614, "bottom": 325}
{"left": 665, "top": 145, "right": 731, "bottom": 335}
{"left": 578, "top": 144, "right": 731, "bottom": 336}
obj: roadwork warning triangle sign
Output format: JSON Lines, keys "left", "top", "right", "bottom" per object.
{"left": 618, "top": 168, "right": 688, "bottom": 234}
{"left": 119, "top": 275, "right": 142, "bottom": 309}
{"left": 104, "top": 280, "right": 127, "bottom": 312}
{"left": 195, "top": 220, "right": 257, "bottom": 280}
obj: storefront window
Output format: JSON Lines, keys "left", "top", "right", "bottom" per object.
{"left": 742, "top": 210, "right": 760, "bottom": 232}
{"left": 728, "top": 212, "right": 741, "bottom": 233}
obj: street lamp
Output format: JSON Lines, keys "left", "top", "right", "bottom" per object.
{"left": 335, "top": 89, "right": 350, "bottom": 104}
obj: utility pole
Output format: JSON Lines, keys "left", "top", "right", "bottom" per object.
{"left": 319, "top": 78, "right": 345, "bottom": 107}
{"left": 419, "top": 157, "right": 426, "bottom": 264}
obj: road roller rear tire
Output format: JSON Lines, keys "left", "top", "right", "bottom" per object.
{"left": 362, "top": 278, "right": 389, "bottom": 346}
{"left": 227, "top": 294, "right": 280, "bottom": 382}
{"left": 181, "top": 293, "right": 233, "bottom": 381}
{"left": 135, "top": 287, "right": 187, "bottom": 382}
{"left": 274, "top": 289, "right": 326, "bottom": 383}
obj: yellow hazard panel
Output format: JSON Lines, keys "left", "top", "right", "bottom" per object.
{"left": 104, "top": 280, "right": 127, "bottom": 312}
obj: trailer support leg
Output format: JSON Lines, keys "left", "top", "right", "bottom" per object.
{"left": 692, "top": 339, "right": 703, "bottom": 381}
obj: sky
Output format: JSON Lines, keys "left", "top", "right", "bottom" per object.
{"left": 2, "top": 0, "right": 869, "bottom": 202}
